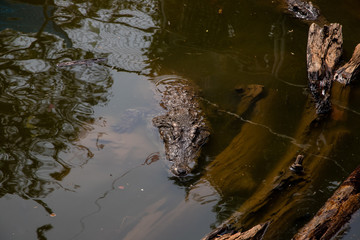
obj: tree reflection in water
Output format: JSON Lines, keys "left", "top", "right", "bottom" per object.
{"left": 53, "top": 0, "right": 160, "bottom": 74}
{"left": 0, "top": 28, "right": 112, "bottom": 206}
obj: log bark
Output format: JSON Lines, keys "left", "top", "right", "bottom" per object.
{"left": 203, "top": 222, "right": 269, "bottom": 240}
{"left": 307, "top": 23, "right": 343, "bottom": 114}
{"left": 293, "top": 165, "right": 360, "bottom": 240}
{"left": 334, "top": 43, "right": 360, "bottom": 85}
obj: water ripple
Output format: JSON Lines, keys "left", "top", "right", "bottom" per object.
{"left": 0, "top": 28, "right": 112, "bottom": 199}
{"left": 53, "top": 0, "right": 160, "bottom": 74}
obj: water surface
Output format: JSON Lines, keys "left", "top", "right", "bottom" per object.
{"left": 1, "top": 0, "right": 360, "bottom": 239}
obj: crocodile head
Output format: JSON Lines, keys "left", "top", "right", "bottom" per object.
{"left": 153, "top": 100, "right": 210, "bottom": 177}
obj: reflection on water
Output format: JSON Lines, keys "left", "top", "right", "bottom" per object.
{"left": 0, "top": 28, "right": 112, "bottom": 203}
{"left": 53, "top": 0, "right": 160, "bottom": 74}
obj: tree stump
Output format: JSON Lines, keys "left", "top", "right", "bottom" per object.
{"left": 307, "top": 23, "right": 343, "bottom": 114}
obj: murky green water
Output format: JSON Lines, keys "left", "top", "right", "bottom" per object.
{"left": 1, "top": 0, "right": 360, "bottom": 239}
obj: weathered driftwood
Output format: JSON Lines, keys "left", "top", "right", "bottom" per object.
{"left": 307, "top": 23, "right": 343, "bottom": 114}
{"left": 293, "top": 165, "right": 360, "bottom": 240}
{"left": 203, "top": 222, "right": 269, "bottom": 240}
{"left": 152, "top": 82, "right": 210, "bottom": 176}
{"left": 334, "top": 43, "right": 360, "bottom": 85}
{"left": 287, "top": 0, "right": 319, "bottom": 21}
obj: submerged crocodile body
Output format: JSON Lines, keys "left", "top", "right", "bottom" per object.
{"left": 152, "top": 83, "right": 210, "bottom": 176}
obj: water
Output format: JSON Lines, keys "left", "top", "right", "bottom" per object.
{"left": 1, "top": 0, "right": 360, "bottom": 239}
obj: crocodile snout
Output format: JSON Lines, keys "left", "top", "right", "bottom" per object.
{"left": 172, "top": 166, "right": 188, "bottom": 176}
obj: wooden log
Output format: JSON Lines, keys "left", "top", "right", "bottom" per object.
{"left": 293, "top": 165, "right": 360, "bottom": 240}
{"left": 334, "top": 43, "right": 360, "bottom": 85}
{"left": 202, "top": 222, "right": 269, "bottom": 240}
{"left": 307, "top": 23, "right": 343, "bottom": 114}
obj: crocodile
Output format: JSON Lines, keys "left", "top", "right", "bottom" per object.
{"left": 287, "top": 0, "right": 319, "bottom": 21}
{"left": 152, "top": 82, "right": 210, "bottom": 176}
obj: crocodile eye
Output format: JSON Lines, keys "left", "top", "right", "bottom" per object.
{"left": 173, "top": 167, "right": 187, "bottom": 176}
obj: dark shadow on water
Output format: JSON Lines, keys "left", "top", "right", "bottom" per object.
{"left": 36, "top": 224, "right": 53, "bottom": 240}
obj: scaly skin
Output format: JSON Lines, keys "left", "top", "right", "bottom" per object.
{"left": 152, "top": 83, "right": 210, "bottom": 176}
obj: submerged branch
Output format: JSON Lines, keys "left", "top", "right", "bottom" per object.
{"left": 203, "top": 222, "right": 270, "bottom": 240}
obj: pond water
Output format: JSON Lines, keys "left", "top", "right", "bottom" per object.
{"left": 1, "top": 0, "right": 360, "bottom": 239}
